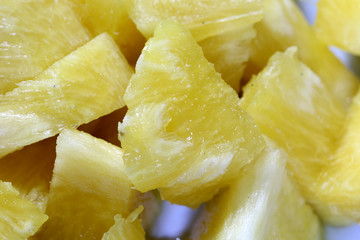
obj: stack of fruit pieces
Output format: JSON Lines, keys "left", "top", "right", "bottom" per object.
{"left": 1, "top": 0, "right": 360, "bottom": 239}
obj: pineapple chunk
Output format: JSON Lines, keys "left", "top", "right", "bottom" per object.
{"left": 119, "top": 20, "right": 265, "bottom": 208}
{"left": 0, "top": 33, "right": 133, "bottom": 159}
{"left": 248, "top": 0, "right": 359, "bottom": 108}
{"left": 0, "top": 181, "right": 48, "bottom": 239}
{"left": 0, "top": 0, "right": 90, "bottom": 93}
{"left": 127, "top": 0, "right": 263, "bottom": 91}
{"left": 191, "top": 146, "right": 322, "bottom": 240}
{"left": 241, "top": 47, "right": 349, "bottom": 225}
{"left": 102, "top": 206, "right": 145, "bottom": 240}
{"left": 69, "top": 0, "right": 145, "bottom": 64}
{"left": 315, "top": 0, "right": 360, "bottom": 55}
{"left": 36, "top": 129, "right": 139, "bottom": 239}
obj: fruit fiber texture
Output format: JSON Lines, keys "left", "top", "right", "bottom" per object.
{"left": 0, "top": 33, "right": 133, "bottom": 159}
{"left": 119, "top": 20, "right": 265, "bottom": 208}
{"left": 0, "top": 0, "right": 90, "bottom": 94}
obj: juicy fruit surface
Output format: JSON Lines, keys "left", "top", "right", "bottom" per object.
{"left": 241, "top": 47, "right": 347, "bottom": 224}
{"left": 37, "top": 129, "right": 139, "bottom": 239}
{"left": 318, "top": 90, "right": 360, "bottom": 220}
{"left": 0, "top": 33, "right": 133, "bottom": 158}
{"left": 0, "top": 181, "right": 48, "bottom": 239}
{"left": 0, "top": 0, "right": 90, "bottom": 93}
{"left": 119, "top": 20, "right": 265, "bottom": 208}
{"left": 69, "top": 0, "right": 145, "bottom": 64}
{"left": 191, "top": 147, "right": 322, "bottom": 240}
{"left": 248, "top": 0, "right": 359, "bottom": 108}
{"left": 102, "top": 206, "right": 145, "bottom": 240}
{"left": 315, "top": 0, "right": 360, "bottom": 55}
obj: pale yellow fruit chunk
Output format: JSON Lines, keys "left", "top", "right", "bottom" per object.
{"left": 69, "top": 0, "right": 145, "bottom": 64}
{"left": 241, "top": 47, "right": 349, "bottom": 225}
{"left": 0, "top": 33, "right": 133, "bottom": 159}
{"left": 191, "top": 146, "right": 322, "bottom": 240}
{"left": 315, "top": 0, "right": 360, "bottom": 55}
{"left": 119, "top": 20, "right": 265, "bottom": 208}
{"left": 0, "top": 0, "right": 90, "bottom": 93}
{"left": 0, "top": 181, "right": 48, "bottom": 239}
{"left": 248, "top": 0, "right": 359, "bottom": 108}
{"left": 36, "top": 129, "right": 139, "bottom": 239}
{"left": 102, "top": 206, "right": 145, "bottom": 240}
{"left": 127, "top": 0, "right": 263, "bottom": 91}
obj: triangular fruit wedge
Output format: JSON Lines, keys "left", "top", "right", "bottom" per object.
{"left": 36, "top": 129, "right": 139, "bottom": 239}
{"left": 0, "top": 181, "right": 48, "bottom": 239}
{"left": 0, "top": 0, "right": 90, "bottom": 93}
{"left": 315, "top": 0, "right": 360, "bottom": 55}
{"left": 241, "top": 47, "right": 350, "bottom": 225}
{"left": 127, "top": 0, "right": 263, "bottom": 91}
{"left": 69, "top": 0, "right": 145, "bottom": 64}
{"left": 119, "top": 20, "right": 265, "bottom": 208}
{"left": 102, "top": 206, "right": 145, "bottom": 240}
{"left": 0, "top": 33, "right": 133, "bottom": 158}
{"left": 247, "top": 0, "right": 358, "bottom": 108}
{"left": 191, "top": 146, "right": 322, "bottom": 240}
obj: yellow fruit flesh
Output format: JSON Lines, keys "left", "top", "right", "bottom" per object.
{"left": 318, "top": 90, "right": 360, "bottom": 221}
{"left": 0, "top": 0, "right": 90, "bottom": 93}
{"left": 248, "top": 0, "right": 359, "bottom": 108}
{"left": 102, "top": 206, "right": 145, "bottom": 240}
{"left": 0, "top": 33, "right": 133, "bottom": 159}
{"left": 191, "top": 146, "right": 322, "bottom": 240}
{"left": 119, "top": 20, "right": 265, "bottom": 208}
{"left": 0, "top": 181, "right": 48, "bottom": 239}
{"left": 36, "top": 129, "right": 139, "bottom": 239}
{"left": 241, "top": 48, "right": 348, "bottom": 225}
{"left": 315, "top": 0, "right": 360, "bottom": 55}
{"left": 69, "top": 0, "right": 145, "bottom": 64}
{"left": 0, "top": 137, "right": 56, "bottom": 212}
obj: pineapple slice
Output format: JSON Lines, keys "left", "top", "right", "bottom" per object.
{"left": 102, "top": 206, "right": 145, "bottom": 240}
{"left": 127, "top": 0, "right": 263, "bottom": 91}
{"left": 0, "top": 137, "right": 56, "bottom": 211}
{"left": 0, "top": 181, "right": 48, "bottom": 239}
{"left": 36, "top": 129, "right": 139, "bottom": 239}
{"left": 315, "top": 0, "right": 360, "bottom": 55}
{"left": 241, "top": 47, "right": 349, "bottom": 225}
{"left": 248, "top": 0, "right": 359, "bottom": 108}
{"left": 68, "top": 0, "right": 145, "bottom": 64}
{"left": 0, "top": 33, "right": 133, "bottom": 159}
{"left": 191, "top": 146, "right": 322, "bottom": 240}
{"left": 0, "top": 0, "right": 90, "bottom": 93}
{"left": 318, "top": 89, "right": 360, "bottom": 221}
{"left": 119, "top": 20, "right": 265, "bottom": 208}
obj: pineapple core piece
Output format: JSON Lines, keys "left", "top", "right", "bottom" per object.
{"left": 119, "top": 20, "right": 265, "bottom": 208}
{"left": 0, "top": 33, "right": 133, "bottom": 159}
{"left": 0, "top": 181, "right": 48, "bottom": 239}
{"left": 0, "top": 0, "right": 90, "bottom": 93}
{"left": 36, "top": 129, "right": 139, "bottom": 239}
{"left": 191, "top": 146, "right": 322, "bottom": 240}
{"left": 241, "top": 47, "right": 350, "bottom": 225}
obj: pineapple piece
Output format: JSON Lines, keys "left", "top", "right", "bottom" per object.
{"left": 127, "top": 0, "right": 263, "bottom": 91}
{"left": 248, "top": 0, "right": 359, "bottom": 108}
{"left": 191, "top": 146, "right": 322, "bottom": 240}
{"left": 69, "top": 0, "right": 145, "bottom": 64}
{"left": 318, "top": 89, "right": 360, "bottom": 221}
{"left": 0, "top": 33, "right": 133, "bottom": 159}
{"left": 119, "top": 20, "right": 265, "bottom": 208}
{"left": 0, "top": 181, "right": 48, "bottom": 239}
{"left": 241, "top": 47, "right": 350, "bottom": 225}
{"left": 0, "top": 0, "right": 90, "bottom": 93}
{"left": 0, "top": 137, "right": 56, "bottom": 212}
{"left": 315, "top": 0, "right": 360, "bottom": 55}
{"left": 102, "top": 206, "right": 145, "bottom": 240}
{"left": 36, "top": 129, "right": 139, "bottom": 239}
